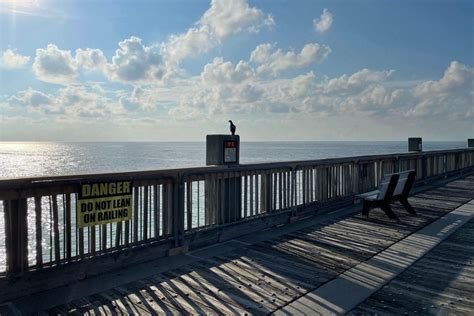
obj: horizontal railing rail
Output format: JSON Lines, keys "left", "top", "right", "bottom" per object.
{"left": 0, "top": 147, "right": 473, "bottom": 279}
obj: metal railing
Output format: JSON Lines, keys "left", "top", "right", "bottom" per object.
{"left": 0, "top": 147, "right": 473, "bottom": 277}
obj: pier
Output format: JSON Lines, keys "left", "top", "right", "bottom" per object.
{"left": 0, "top": 148, "right": 473, "bottom": 314}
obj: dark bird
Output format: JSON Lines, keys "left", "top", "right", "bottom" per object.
{"left": 229, "top": 120, "right": 236, "bottom": 135}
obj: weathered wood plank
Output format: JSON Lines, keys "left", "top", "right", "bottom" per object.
{"left": 143, "top": 185, "right": 149, "bottom": 240}
{"left": 249, "top": 173, "right": 254, "bottom": 216}
{"left": 165, "top": 269, "right": 257, "bottom": 314}
{"left": 186, "top": 181, "right": 192, "bottom": 230}
{"left": 255, "top": 173, "right": 259, "bottom": 214}
{"left": 133, "top": 187, "right": 139, "bottom": 243}
{"left": 243, "top": 174, "right": 248, "bottom": 218}
{"left": 51, "top": 195, "right": 61, "bottom": 264}
{"left": 154, "top": 184, "right": 160, "bottom": 237}
{"left": 115, "top": 222, "right": 122, "bottom": 248}
{"left": 34, "top": 197, "right": 43, "bottom": 267}
{"left": 202, "top": 256, "right": 293, "bottom": 305}
{"left": 234, "top": 247, "right": 331, "bottom": 288}
{"left": 174, "top": 263, "right": 274, "bottom": 314}
{"left": 146, "top": 275, "right": 229, "bottom": 314}
{"left": 64, "top": 194, "right": 72, "bottom": 261}
{"left": 101, "top": 224, "right": 107, "bottom": 252}
{"left": 350, "top": 219, "right": 474, "bottom": 315}
{"left": 217, "top": 254, "right": 306, "bottom": 298}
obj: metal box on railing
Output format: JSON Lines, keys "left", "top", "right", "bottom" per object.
{"left": 205, "top": 134, "right": 241, "bottom": 224}
{"left": 408, "top": 137, "right": 422, "bottom": 152}
{"left": 206, "top": 134, "right": 240, "bottom": 166}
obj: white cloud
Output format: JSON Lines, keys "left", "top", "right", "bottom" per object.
{"left": 173, "top": 59, "right": 472, "bottom": 120}
{"left": 9, "top": 88, "right": 52, "bottom": 107}
{"left": 0, "top": 0, "right": 63, "bottom": 18}
{"left": 277, "top": 71, "right": 317, "bottom": 99}
{"left": 34, "top": 37, "right": 167, "bottom": 84}
{"left": 314, "top": 8, "right": 333, "bottom": 33}
{"left": 410, "top": 61, "right": 474, "bottom": 118}
{"left": 168, "top": 105, "right": 203, "bottom": 121}
{"left": 118, "top": 77, "right": 197, "bottom": 112}
{"left": 119, "top": 86, "right": 158, "bottom": 111}
{"left": 24, "top": 45, "right": 474, "bottom": 122}
{"left": 294, "top": 69, "right": 401, "bottom": 115}
{"left": 57, "top": 85, "right": 126, "bottom": 117}
{"left": 201, "top": 57, "right": 254, "bottom": 84}
{"left": 74, "top": 37, "right": 170, "bottom": 83}
{"left": 0, "top": 49, "right": 31, "bottom": 69}
{"left": 104, "top": 37, "right": 165, "bottom": 83}
{"left": 163, "top": 26, "right": 215, "bottom": 67}
{"left": 169, "top": 83, "right": 262, "bottom": 118}
{"left": 32, "top": 44, "right": 77, "bottom": 84}
{"left": 199, "top": 0, "right": 274, "bottom": 39}
{"left": 163, "top": 0, "right": 273, "bottom": 67}
{"left": 27, "top": 0, "right": 273, "bottom": 85}
{"left": 5, "top": 85, "right": 126, "bottom": 117}
{"left": 8, "top": 87, "right": 60, "bottom": 113}
{"left": 250, "top": 43, "right": 331, "bottom": 75}
{"left": 0, "top": 0, "right": 39, "bottom": 16}
{"left": 322, "top": 68, "right": 394, "bottom": 94}
{"left": 75, "top": 48, "right": 107, "bottom": 70}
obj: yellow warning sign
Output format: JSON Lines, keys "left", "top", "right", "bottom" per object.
{"left": 77, "top": 181, "right": 133, "bottom": 228}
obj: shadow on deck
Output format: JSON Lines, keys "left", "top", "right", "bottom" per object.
{"left": 11, "top": 175, "right": 474, "bottom": 314}
{"left": 350, "top": 215, "right": 474, "bottom": 315}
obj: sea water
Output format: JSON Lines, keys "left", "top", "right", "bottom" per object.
{"left": 0, "top": 141, "right": 466, "bottom": 178}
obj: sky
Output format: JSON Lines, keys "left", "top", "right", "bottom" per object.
{"left": 0, "top": 0, "right": 473, "bottom": 141}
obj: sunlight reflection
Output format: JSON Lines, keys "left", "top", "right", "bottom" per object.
{"left": 0, "top": 0, "right": 41, "bottom": 16}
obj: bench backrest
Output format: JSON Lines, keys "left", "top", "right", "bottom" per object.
{"left": 376, "top": 174, "right": 400, "bottom": 202}
{"left": 393, "top": 170, "right": 416, "bottom": 197}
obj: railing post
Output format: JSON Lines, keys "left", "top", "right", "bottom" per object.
{"left": 358, "top": 162, "right": 366, "bottom": 193}
{"left": 173, "top": 175, "right": 185, "bottom": 248}
{"left": 421, "top": 154, "right": 427, "bottom": 180}
{"left": 291, "top": 168, "right": 297, "bottom": 215}
{"left": 444, "top": 153, "right": 448, "bottom": 176}
{"left": 394, "top": 156, "right": 400, "bottom": 173}
{"left": 4, "top": 198, "right": 28, "bottom": 275}
{"left": 261, "top": 171, "right": 272, "bottom": 213}
{"left": 222, "top": 173, "right": 241, "bottom": 222}
{"left": 352, "top": 162, "right": 359, "bottom": 195}
{"left": 167, "top": 175, "right": 188, "bottom": 256}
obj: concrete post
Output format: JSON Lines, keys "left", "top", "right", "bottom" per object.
{"left": 205, "top": 134, "right": 241, "bottom": 224}
{"left": 206, "top": 135, "right": 240, "bottom": 166}
{"left": 408, "top": 137, "right": 422, "bottom": 152}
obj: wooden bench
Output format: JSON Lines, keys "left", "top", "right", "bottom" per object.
{"left": 391, "top": 170, "right": 417, "bottom": 215}
{"left": 356, "top": 170, "right": 416, "bottom": 221}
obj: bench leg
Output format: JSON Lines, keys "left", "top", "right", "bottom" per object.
{"left": 381, "top": 204, "right": 399, "bottom": 221}
{"left": 400, "top": 197, "right": 416, "bottom": 215}
{"left": 362, "top": 200, "right": 370, "bottom": 217}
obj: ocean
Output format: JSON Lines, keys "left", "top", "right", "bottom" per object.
{"left": 0, "top": 141, "right": 468, "bottom": 178}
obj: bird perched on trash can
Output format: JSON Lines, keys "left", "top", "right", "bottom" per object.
{"left": 229, "top": 120, "right": 236, "bottom": 135}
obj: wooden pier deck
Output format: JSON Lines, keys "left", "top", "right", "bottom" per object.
{"left": 9, "top": 174, "right": 474, "bottom": 314}
{"left": 350, "top": 216, "right": 474, "bottom": 315}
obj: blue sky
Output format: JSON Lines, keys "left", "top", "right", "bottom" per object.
{"left": 0, "top": 0, "right": 473, "bottom": 141}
